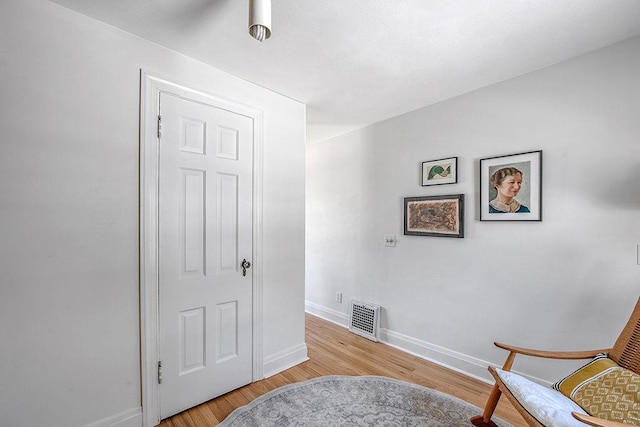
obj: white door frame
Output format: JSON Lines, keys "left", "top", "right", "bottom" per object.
{"left": 139, "top": 71, "right": 264, "bottom": 427}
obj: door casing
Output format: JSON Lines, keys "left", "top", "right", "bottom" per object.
{"left": 139, "top": 71, "right": 264, "bottom": 427}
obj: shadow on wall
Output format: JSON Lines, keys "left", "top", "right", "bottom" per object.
{"left": 592, "top": 162, "right": 640, "bottom": 209}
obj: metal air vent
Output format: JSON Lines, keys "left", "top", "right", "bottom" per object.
{"left": 348, "top": 299, "right": 380, "bottom": 342}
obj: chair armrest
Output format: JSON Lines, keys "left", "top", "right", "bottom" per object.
{"left": 572, "top": 412, "right": 630, "bottom": 427}
{"left": 494, "top": 342, "right": 611, "bottom": 360}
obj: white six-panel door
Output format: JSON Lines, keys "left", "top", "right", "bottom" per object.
{"left": 158, "top": 92, "right": 254, "bottom": 419}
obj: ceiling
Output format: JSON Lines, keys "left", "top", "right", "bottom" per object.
{"left": 48, "top": 0, "right": 640, "bottom": 143}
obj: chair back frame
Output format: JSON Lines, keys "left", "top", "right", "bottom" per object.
{"left": 609, "top": 298, "right": 640, "bottom": 374}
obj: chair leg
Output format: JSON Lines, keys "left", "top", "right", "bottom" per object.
{"left": 470, "top": 383, "right": 502, "bottom": 427}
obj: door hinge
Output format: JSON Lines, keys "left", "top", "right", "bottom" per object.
{"left": 157, "top": 360, "right": 163, "bottom": 384}
{"left": 157, "top": 115, "right": 162, "bottom": 139}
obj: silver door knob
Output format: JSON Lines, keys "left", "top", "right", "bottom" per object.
{"left": 241, "top": 259, "right": 251, "bottom": 276}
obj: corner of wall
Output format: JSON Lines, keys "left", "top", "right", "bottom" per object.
{"left": 262, "top": 343, "right": 309, "bottom": 379}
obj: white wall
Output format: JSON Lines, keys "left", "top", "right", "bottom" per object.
{"left": 0, "top": 1, "right": 306, "bottom": 426}
{"left": 307, "top": 36, "right": 640, "bottom": 384}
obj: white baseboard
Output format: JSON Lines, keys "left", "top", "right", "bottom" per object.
{"left": 305, "top": 300, "right": 348, "bottom": 327}
{"left": 379, "top": 328, "right": 494, "bottom": 384}
{"left": 84, "top": 407, "right": 142, "bottom": 427}
{"left": 305, "top": 301, "right": 550, "bottom": 387}
{"left": 263, "top": 343, "right": 309, "bottom": 379}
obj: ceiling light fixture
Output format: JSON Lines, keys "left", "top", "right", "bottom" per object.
{"left": 248, "top": 0, "right": 271, "bottom": 42}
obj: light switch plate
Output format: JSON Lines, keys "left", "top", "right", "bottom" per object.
{"left": 384, "top": 235, "right": 397, "bottom": 247}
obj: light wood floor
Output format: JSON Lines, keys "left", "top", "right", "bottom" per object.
{"left": 159, "top": 313, "right": 525, "bottom": 426}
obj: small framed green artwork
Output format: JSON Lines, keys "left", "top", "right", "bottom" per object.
{"left": 421, "top": 157, "right": 457, "bottom": 186}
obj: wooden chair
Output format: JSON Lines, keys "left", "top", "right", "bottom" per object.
{"left": 471, "top": 298, "right": 640, "bottom": 427}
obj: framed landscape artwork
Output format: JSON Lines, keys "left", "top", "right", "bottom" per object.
{"left": 404, "top": 194, "right": 464, "bottom": 238}
{"left": 421, "top": 157, "right": 457, "bottom": 186}
{"left": 479, "top": 150, "right": 542, "bottom": 221}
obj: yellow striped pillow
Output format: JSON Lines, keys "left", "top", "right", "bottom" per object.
{"left": 552, "top": 355, "right": 618, "bottom": 396}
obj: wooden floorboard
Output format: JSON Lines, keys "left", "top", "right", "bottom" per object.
{"left": 159, "top": 313, "right": 526, "bottom": 426}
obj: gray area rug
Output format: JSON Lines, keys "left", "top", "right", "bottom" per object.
{"left": 218, "top": 375, "right": 511, "bottom": 426}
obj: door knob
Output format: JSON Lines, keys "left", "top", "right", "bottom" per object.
{"left": 241, "top": 259, "right": 251, "bottom": 277}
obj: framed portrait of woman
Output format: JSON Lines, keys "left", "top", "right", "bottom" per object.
{"left": 479, "top": 150, "right": 542, "bottom": 221}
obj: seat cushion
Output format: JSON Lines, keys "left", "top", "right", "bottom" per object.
{"left": 495, "top": 368, "right": 588, "bottom": 427}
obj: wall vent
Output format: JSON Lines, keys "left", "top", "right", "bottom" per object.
{"left": 348, "top": 299, "right": 380, "bottom": 342}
